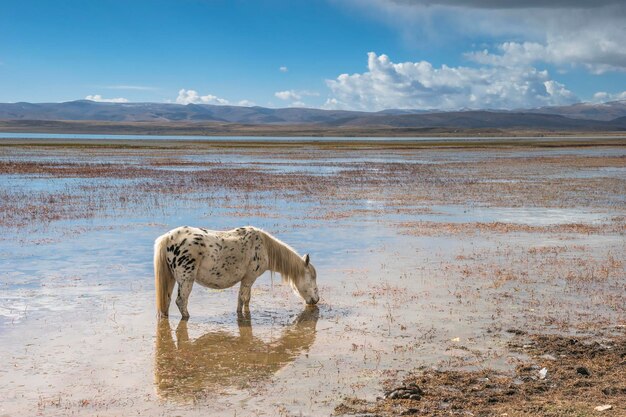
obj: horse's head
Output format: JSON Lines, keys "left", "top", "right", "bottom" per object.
{"left": 292, "top": 254, "right": 319, "bottom": 305}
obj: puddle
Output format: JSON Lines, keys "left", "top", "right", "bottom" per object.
{"left": 430, "top": 205, "right": 612, "bottom": 225}
{"left": 155, "top": 308, "right": 320, "bottom": 402}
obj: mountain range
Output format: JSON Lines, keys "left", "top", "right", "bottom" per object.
{"left": 0, "top": 100, "right": 625, "bottom": 132}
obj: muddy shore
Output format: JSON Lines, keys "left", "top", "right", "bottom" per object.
{"left": 336, "top": 329, "right": 626, "bottom": 416}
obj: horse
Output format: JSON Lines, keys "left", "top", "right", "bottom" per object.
{"left": 154, "top": 226, "right": 319, "bottom": 319}
{"left": 154, "top": 306, "right": 319, "bottom": 401}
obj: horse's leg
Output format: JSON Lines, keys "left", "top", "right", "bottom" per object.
{"left": 156, "top": 318, "right": 175, "bottom": 352}
{"left": 237, "top": 275, "right": 256, "bottom": 315}
{"left": 237, "top": 315, "right": 253, "bottom": 342}
{"left": 175, "top": 278, "right": 194, "bottom": 320}
{"left": 154, "top": 318, "right": 176, "bottom": 392}
{"left": 175, "top": 319, "right": 190, "bottom": 347}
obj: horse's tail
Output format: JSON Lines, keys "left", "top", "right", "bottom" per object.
{"left": 154, "top": 233, "right": 175, "bottom": 318}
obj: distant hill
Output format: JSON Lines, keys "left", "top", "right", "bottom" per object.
{"left": 338, "top": 110, "right": 626, "bottom": 130}
{"left": 526, "top": 100, "right": 626, "bottom": 121}
{"left": 0, "top": 101, "right": 371, "bottom": 124}
{"left": 0, "top": 100, "right": 625, "bottom": 132}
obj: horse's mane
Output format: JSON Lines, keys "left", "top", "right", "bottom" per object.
{"left": 259, "top": 229, "right": 305, "bottom": 285}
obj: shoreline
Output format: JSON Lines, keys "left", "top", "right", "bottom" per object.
{"left": 1, "top": 136, "right": 625, "bottom": 149}
{"left": 0, "top": 119, "right": 625, "bottom": 139}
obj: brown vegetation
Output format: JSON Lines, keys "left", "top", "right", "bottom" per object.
{"left": 335, "top": 330, "right": 626, "bottom": 416}
{"left": 1, "top": 141, "right": 624, "bottom": 229}
{"left": 2, "top": 119, "right": 626, "bottom": 137}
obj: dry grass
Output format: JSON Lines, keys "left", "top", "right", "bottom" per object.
{"left": 398, "top": 220, "right": 626, "bottom": 236}
{"left": 335, "top": 330, "right": 626, "bottom": 417}
{"left": 1, "top": 143, "right": 624, "bottom": 237}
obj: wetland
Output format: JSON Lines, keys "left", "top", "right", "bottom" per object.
{"left": 0, "top": 137, "right": 624, "bottom": 416}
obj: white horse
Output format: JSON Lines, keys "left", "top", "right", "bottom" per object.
{"left": 154, "top": 226, "right": 319, "bottom": 319}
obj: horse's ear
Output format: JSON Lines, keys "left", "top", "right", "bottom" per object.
{"left": 304, "top": 254, "right": 310, "bottom": 266}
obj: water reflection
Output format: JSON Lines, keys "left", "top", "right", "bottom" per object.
{"left": 154, "top": 307, "right": 319, "bottom": 401}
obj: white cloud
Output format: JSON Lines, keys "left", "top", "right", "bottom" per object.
{"left": 176, "top": 89, "right": 229, "bottom": 105}
{"left": 324, "top": 52, "right": 577, "bottom": 111}
{"left": 275, "top": 90, "right": 301, "bottom": 101}
{"left": 591, "top": 91, "right": 626, "bottom": 103}
{"left": 340, "top": 0, "right": 626, "bottom": 73}
{"left": 85, "top": 94, "right": 129, "bottom": 103}
{"left": 237, "top": 99, "right": 256, "bottom": 107}
{"left": 466, "top": 32, "right": 626, "bottom": 74}
{"left": 386, "top": 0, "right": 621, "bottom": 9}
{"left": 465, "top": 43, "right": 548, "bottom": 67}
{"left": 273, "top": 90, "right": 315, "bottom": 107}
{"left": 274, "top": 90, "right": 319, "bottom": 101}
{"left": 279, "top": 66, "right": 289, "bottom": 72}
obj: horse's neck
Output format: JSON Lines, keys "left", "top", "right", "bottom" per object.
{"left": 258, "top": 231, "right": 303, "bottom": 281}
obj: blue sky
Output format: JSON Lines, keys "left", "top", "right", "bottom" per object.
{"left": 1, "top": 0, "right": 624, "bottom": 110}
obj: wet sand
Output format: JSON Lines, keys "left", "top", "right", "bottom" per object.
{"left": 0, "top": 138, "right": 624, "bottom": 416}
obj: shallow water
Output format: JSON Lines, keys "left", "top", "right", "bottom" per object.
{"left": 4, "top": 132, "right": 624, "bottom": 142}
{"left": 0, "top": 142, "right": 624, "bottom": 416}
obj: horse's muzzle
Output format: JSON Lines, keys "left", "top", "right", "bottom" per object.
{"left": 307, "top": 296, "right": 320, "bottom": 305}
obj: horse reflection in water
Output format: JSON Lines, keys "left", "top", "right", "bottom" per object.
{"left": 154, "top": 307, "right": 319, "bottom": 401}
